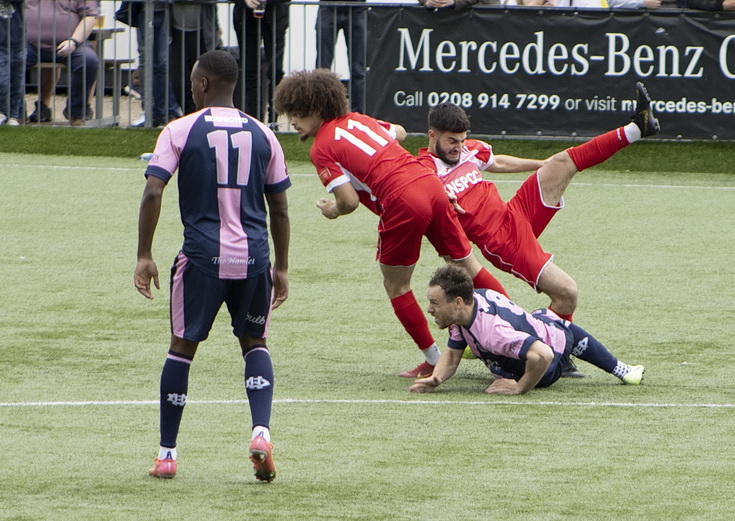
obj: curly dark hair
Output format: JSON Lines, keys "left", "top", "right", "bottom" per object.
{"left": 274, "top": 69, "right": 350, "bottom": 120}
{"left": 196, "top": 50, "right": 239, "bottom": 85}
{"left": 429, "top": 264, "right": 474, "bottom": 305}
{"left": 428, "top": 103, "right": 471, "bottom": 133}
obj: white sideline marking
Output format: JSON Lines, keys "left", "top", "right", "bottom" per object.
{"left": 3, "top": 163, "right": 735, "bottom": 190}
{"left": 0, "top": 398, "right": 732, "bottom": 409}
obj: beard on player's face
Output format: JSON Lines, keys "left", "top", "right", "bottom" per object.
{"left": 435, "top": 140, "right": 460, "bottom": 165}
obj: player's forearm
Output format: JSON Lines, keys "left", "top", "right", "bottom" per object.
{"left": 270, "top": 218, "right": 290, "bottom": 272}
{"left": 266, "top": 191, "right": 290, "bottom": 270}
{"left": 490, "top": 155, "right": 545, "bottom": 174}
{"left": 137, "top": 206, "right": 160, "bottom": 259}
{"left": 137, "top": 187, "right": 163, "bottom": 258}
{"left": 433, "top": 348, "right": 463, "bottom": 383}
{"left": 516, "top": 342, "right": 553, "bottom": 394}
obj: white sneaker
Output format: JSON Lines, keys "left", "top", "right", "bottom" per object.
{"left": 123, "top": 85, "right": 142, "bottom": 100}
{"left": 0, "top": 113, "right": 6, "bottom": 126}
{"left": 131, "top": 112, "right": 146, "bottom": 127}
{"left": 621, "top": 365, "right": 645, "bottom": 385}
{"left": 7, "top": 117, "right": 20, "bottom": 127}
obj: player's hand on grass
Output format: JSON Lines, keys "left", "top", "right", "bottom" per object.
{"left": 134, "top": 258, "right": 159, "bottom": 300}
{"left": 316, "top": 198, "right": 339, "bottom": 219}
{"left": 410, "top": 375, "right": 442, "bottom": 393}
{"left": 485, "top": 377, "right": 523, "bottom": 395}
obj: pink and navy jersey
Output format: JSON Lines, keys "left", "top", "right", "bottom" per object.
{"left": 311, "top": 113, "right": 434, "bottom": 214}
{"left": 416, "top": 139, "right": 508, "bottom": 240}
{"left": 145, "top": 107, "right": 290, "bottom": 280}
{"left": 447, "top": 290, "right": 571, "bottom": 377}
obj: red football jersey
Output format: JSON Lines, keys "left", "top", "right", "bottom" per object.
{"left": 416, "top": 139, "right": 508, "bottom": 240}
{"left": 310, "top": 113, "right": 434, "bottom": 211}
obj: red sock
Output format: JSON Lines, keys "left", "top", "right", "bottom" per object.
{"left": 391, "top": 291, "right": 434, "bottom": 350}
{"left": 549, "top": 307, "right": 574, "bottom": 322}
{"left": 566, "top": 127, "right": 630, "bottom": 172}
{"left": 473, "top": 268, "right": 509, "bottom": 298}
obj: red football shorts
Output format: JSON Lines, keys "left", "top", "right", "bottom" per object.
{"left": 475, "top": 172, "right": 562, "bottom": 288}
{"left": 377, "top": 175, "right": 472, "bottom": 266}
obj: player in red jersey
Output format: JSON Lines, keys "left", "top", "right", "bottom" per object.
{"left": 274, "top": 69, "right": 503, "bottom": 378}
{"left": 416, "top": 83, "right": 660, "bottom": 326}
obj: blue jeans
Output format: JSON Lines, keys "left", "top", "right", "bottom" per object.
{"left": 315, "top": 5, "right": 367, "bottom": 113}
{"left": 0, "top": 8, "right": 25, "bottom": 119}
{"left": 136, "top": 8, "right": 179, "bottom": 121}
{"left": 26, "top": 43, "right": 99, "bottom": 120}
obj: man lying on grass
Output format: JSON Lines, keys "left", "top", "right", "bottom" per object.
{"left": 410, "top": 264, "right": 645, "bottom": 395}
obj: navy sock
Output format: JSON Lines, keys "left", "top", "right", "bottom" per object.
{"left": 567, "top": 323, "right": 618, "bottom": 374}
{"left": 159, "top": 350, "right": 192, "bottom": 448}
{"left": 244, "top": 346, "right": 274, "bottom": 430}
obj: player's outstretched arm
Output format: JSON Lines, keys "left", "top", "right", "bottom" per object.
{"left": 410, "top": 347, "right": 464, "bottom": 393}
{"left": 135, "top": 176, "right": 166, "bottom": 299}
{"left": 487, "top": 155, "right": 545, "bottom": 174}
{"left": 266, "top": 191, "right": 290, "bottom": 309}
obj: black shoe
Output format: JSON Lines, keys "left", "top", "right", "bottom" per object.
{"left": 28, "top": 100, "right": 52, "bottom": 123}
{"left": 560, "top": 357, "right": 585, "bottom": 378}
{"left": 631, "top": 82, "right": 660, "bottom": 138}
{"left": 63, "top": 104, "right": 94, "bottom": 121}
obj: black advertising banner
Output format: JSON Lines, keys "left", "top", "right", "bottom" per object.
{"left": 366, "top": 7, "right": 735, "bottom": 140}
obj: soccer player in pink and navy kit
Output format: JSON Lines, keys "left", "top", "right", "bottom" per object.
{"left": 410, "top": 265, "right": 645, "bottom": 395}
{"left": 135, "top": 50, "right": 290, "bottom": 482}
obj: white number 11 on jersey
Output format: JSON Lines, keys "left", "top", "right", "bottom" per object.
{"left": 207, "top": 130, "right": 253, "bottom": 187}
{"left": 334, "top": 119, "right": 389, "bottom": 157}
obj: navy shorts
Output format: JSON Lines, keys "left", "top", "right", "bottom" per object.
{"left": 169, "top": 252, "right": 273, "bottom": 342}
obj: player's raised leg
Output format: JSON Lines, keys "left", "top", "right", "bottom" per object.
{"left": 538, "top": 82, "right": 661, "bottom": 207}
{"left": 536, "top": 262, "right": 578, "bottom": 322}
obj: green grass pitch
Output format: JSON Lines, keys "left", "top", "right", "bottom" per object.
{"left": 0, "top": 150, "right": 734, "bottom": 520}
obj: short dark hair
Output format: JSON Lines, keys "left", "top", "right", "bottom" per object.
{"left": 274, "top": 69, "right": 350, "bottom": 120}
{"left": 429, "top": 264, "right": 474, "bottom": 305}
{"left": 428, "top": 103, "right": 470, "bottom": 133}
{"left": 196, "top": 50, "right": 239, "bottom": 85}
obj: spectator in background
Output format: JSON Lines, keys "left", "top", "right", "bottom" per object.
{"left": 315, "top": 0, "right": 366, "bottom": 113}
{"left": 232, "top": 0, "right": 289, "bottom": 124}
{"left": 169, "top": 0, "right": 219, "bottom": 115}
{"left": 115, "top": 0, "right": 182, "bottom": 128}
{"left": 678, "top": 0, "right": 734, "bottom": 9}
{"left": 24, "top": 0, "right": 99, "bottom": 126}
{"left": 607, "top": 0, "right": 661, "bottom": 8}
{"left": 0, "top": 0, "right": 24, "bottom": 126}
{"left": 536, "top": 0, "right": 661, "bottom": 6}
{"left": 419, "top": 0, "right": 502, "bottom": 8}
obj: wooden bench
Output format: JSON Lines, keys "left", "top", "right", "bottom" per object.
{"left": 26, "top": 58, "right": 134, "bottom": 127}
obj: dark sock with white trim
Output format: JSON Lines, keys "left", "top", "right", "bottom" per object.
{"left": 244, "top": 346, "right": 274, "bottom": 430}
{"left": 567, "top": 322, "right": 619, "bottom": 374}
{"left": 159, "top": 350, "right": 192, "bottom": 449}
